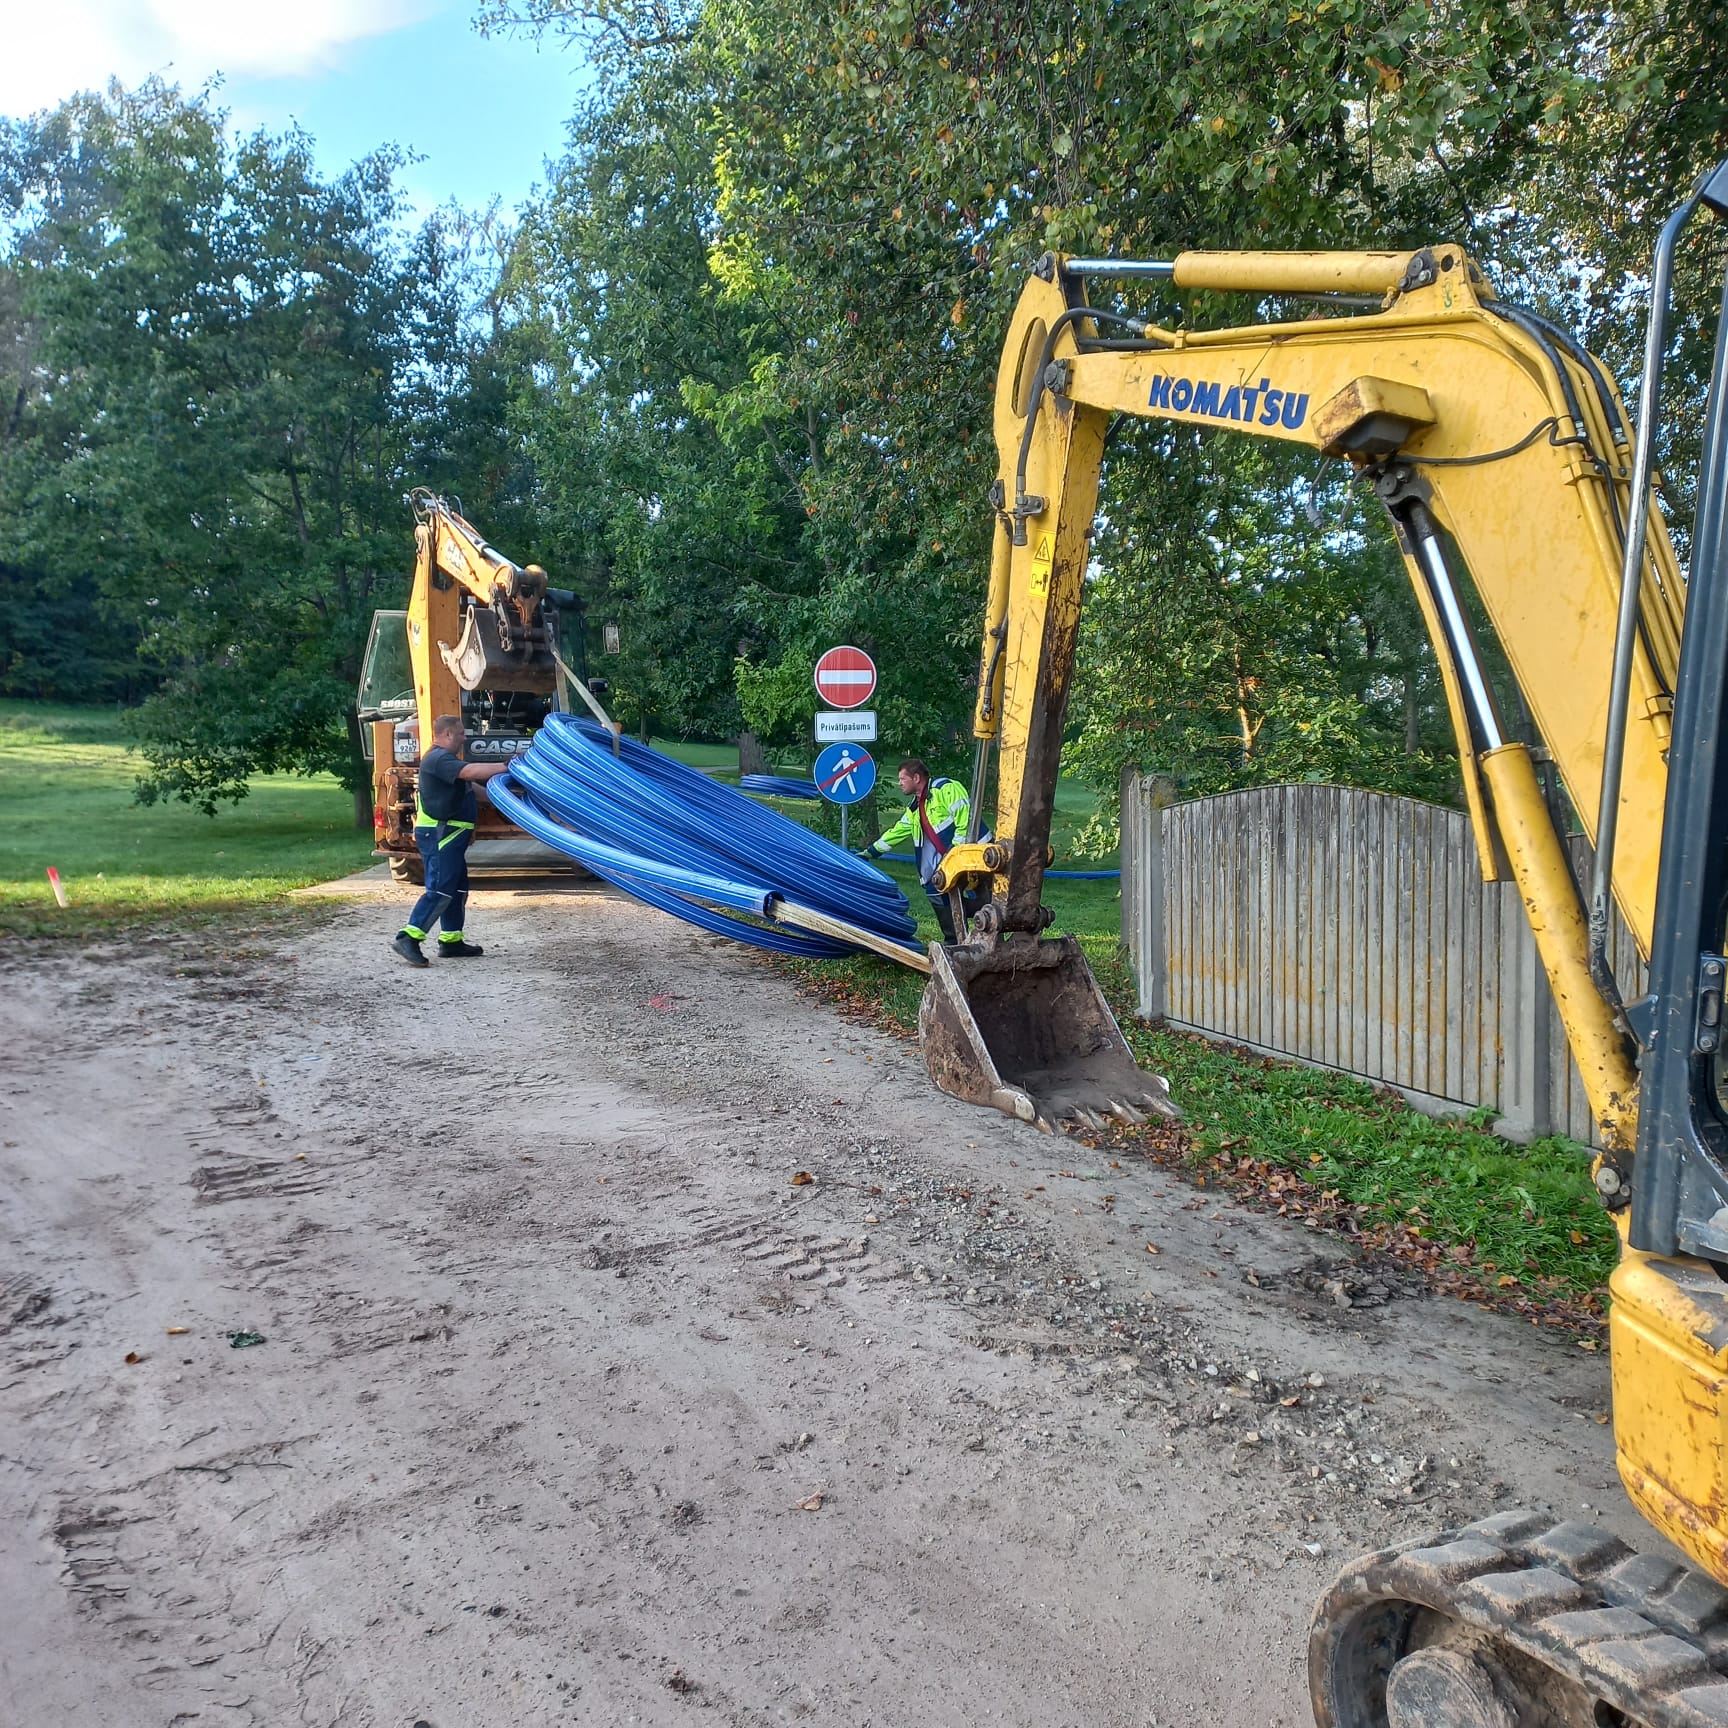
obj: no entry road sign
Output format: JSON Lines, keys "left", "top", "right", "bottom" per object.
{"left": 813, "top": 742, "right": 876, "bottom": 805}
{"left": 813, "top": 644, "right": 877, "bottom": 709}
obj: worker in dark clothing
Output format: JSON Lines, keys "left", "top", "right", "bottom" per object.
{"left": 391, "top": 714, "right": 509, "bottom": 967}
{"left": 863, "top": 757, "right": 986, "bottom": 943}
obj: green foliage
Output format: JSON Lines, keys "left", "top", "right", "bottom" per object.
{"left": 1067, "top": 430, "right": 1459, "bottom": 848}
{"left": 491, "top": 0, "right": 1693, "bottom": 824}
{"left": 1115, "top": 1013, "right": 1616, "bottom": 1297}
{"left": 0, "top": 83, "right": 516, "bottom": 815}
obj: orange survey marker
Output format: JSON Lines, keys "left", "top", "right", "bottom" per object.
{"left": 45, "top": 867, "right": 68, "bottom": 909}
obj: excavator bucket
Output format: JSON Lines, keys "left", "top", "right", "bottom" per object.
{"left": 441, "top": 606, "right": 557, "bottom": 695}
{"left": 918, "top": 935, "right": 1181, "bottom": 1133}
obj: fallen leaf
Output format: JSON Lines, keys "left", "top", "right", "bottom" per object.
{"left": 165, "top": 1326, "right": 189, "bottom": 1337}
{"left": 1569, "top": 1230, "right": 1585, "bottom": 1244}
{"left": 1144, "top": 1243, "right": 1161, "bottom": 1255}
{"left": 796, "top": 1492, "right": 824, "bottom": 1511}
{"left": 791, "top": 1171, "right": 814, "bottom": 1186}
{"left": 124, "top": 1350, "right": 142, "bottom": 1365}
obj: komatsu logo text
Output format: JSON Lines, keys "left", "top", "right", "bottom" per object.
{"left": 1147, "top": 374, "right": 1309, "bottom": 430}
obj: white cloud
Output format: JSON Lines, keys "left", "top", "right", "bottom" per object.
{"left": 0, "top": 0, "right": 433, "bottom": 117}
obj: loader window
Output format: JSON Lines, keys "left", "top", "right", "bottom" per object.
{"left": 357, "top": 611, "right": 415, "bottom": 721}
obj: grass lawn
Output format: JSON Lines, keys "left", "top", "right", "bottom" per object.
{"left": 778, "top": 864, "right": 1617, "bottom": 1314}
{"left": 0, "top": 701, "right": 375, "bottom": 938}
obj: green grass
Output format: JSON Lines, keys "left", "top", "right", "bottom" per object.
{"left": 778, "top": 865, "right": 1615, "bottom": 1306}
{"left": 0, "top": 700, "right": 375, "bottom": 937}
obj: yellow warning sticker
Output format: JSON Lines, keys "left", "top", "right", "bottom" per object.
{"left": 1029, "top": 532, "right": 1054, "bottom": 596}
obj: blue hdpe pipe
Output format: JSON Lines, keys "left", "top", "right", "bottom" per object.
{"left": 488, "top": 715, "right": 922, "bottom": 960}
{"left": 740, "top": 774, "right": 820, "bottom": 800}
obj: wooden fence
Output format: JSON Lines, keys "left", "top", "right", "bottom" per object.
{"left": 1117, "top": 773, "right": 1646, "bottom": 1145}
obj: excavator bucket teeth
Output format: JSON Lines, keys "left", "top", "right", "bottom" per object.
{"left": 917, "top": 935, "right": 1181, "bottom": 1133}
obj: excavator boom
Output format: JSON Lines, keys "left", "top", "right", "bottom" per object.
{"left": 924, "top": 239, "right": 1686, "bottom": 1151}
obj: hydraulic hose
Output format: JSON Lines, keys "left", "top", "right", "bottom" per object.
{"left": 489, "top": 715, "right": 921, "bottom": 961}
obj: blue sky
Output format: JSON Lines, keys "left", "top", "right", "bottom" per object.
{"left": 0, "top": 1, "right": 594, "bottom": 221}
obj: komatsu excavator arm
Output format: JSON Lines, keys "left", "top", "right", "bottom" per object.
{"left": 919, "top": 166, "right": 1728, "bottom": 1727}
{"left": 931, "top": 241, "right": 1687, "bottom": 1154}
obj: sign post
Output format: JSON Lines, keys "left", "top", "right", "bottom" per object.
{"left": 813, "top": 645, "right": 880, "bottom": 848}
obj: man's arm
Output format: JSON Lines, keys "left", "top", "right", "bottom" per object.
{"left": 457, "top": 762, "right": 509, "bottom": 782}
{"left": 868, "top": 807, "right": 917, "bottom": 854}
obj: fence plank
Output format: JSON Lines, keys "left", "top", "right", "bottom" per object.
{"left": 1120, "top": 777, "right": 1644, "bottom": 1147}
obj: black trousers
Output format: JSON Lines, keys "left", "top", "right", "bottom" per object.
{"left": 925, "top": 881, "right": 987, "bottom": 943}
{"left": 405, "top": 827, "right": 471, "bottom": 938}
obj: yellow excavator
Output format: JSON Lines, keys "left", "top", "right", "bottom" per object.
{"left": 922, "top": 162, "right": 1728, "bottom": 1722}
{"left": 358, "top": 490, "right": 592, "bottom": 883}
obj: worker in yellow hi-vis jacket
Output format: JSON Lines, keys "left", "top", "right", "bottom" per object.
{"left": 863, "top": 757, "right": 984, "bottom": 942}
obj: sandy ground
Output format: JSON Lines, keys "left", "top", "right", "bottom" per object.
{"left": 0, "top": 877, "right": 1650, "bottom": 1727}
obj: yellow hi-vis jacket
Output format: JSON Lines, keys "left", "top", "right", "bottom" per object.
{"left": 869, "top": 777, "right": 970, "bottom": 885}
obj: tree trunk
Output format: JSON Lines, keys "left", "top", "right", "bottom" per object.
{"left": 346, "top": 711, "right": 374, "bottom": 831}
{"left": 737, "top": 730, "right": 768, "bottom": 776}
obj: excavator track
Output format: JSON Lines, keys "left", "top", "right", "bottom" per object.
{"left": 1311, "top": 1510, "right": 1728, "bottom": 1727}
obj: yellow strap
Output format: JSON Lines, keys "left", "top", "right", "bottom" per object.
{"left": 415, "top": 793, "right": 475, "bottom": 842}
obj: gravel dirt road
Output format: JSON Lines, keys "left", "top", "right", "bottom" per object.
{"left": 0, "top": 877, "right": 1648, "bottom": 1727}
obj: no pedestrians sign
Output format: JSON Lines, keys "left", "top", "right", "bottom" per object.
{"left": 813, "top": 644, "right": 877, "bottom": 710}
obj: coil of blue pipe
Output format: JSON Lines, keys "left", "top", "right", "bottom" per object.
{"left": 488, "top": 715, "right": 922, "bottom": 960}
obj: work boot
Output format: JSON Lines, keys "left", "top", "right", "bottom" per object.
{"left": 437, "top": 939, "right": 485, "bottom": 958}
{"left": 391, "top": 931, "right": 429, "bottom": 968}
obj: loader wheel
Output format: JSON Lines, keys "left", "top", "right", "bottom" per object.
{"left": 1311, "top": 1509, "right": 1728, "bottom": 1727}
{"left": 388, "top": 854, "right": 424, "bottom": 887}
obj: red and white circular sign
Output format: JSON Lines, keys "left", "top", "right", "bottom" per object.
{"left": 813, "top": 644, "right": 877, "bottom": 710}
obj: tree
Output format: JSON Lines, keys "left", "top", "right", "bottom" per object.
{"left": 0, "top": 82, "right": 509, "bottom": 818}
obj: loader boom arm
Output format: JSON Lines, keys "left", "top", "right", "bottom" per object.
{"left": 404, "top": 488, "right": 555, "bottom": 740}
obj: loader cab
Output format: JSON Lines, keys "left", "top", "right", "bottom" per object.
{"left": 355, "top": 610, "right": 415, "bottom": 756}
